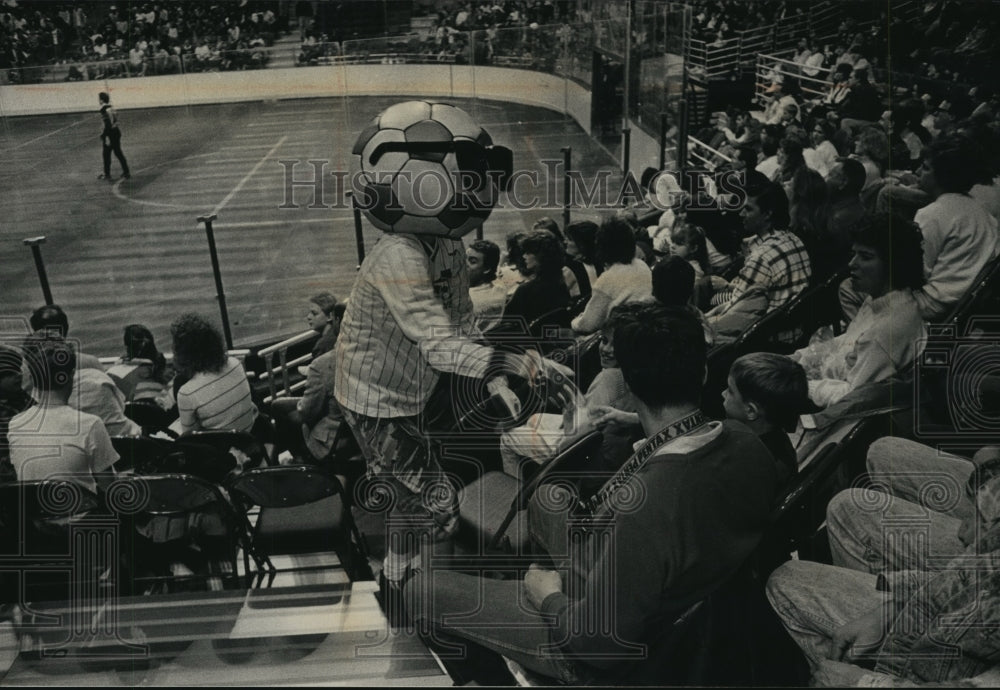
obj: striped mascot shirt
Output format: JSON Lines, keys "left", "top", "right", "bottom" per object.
{"left": 335, "top": 233, "right": 494, "bottom": 419}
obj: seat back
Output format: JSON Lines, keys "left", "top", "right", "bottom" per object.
{"left": 942, "top": 256, "right": 1000, "bottom": 332}
{"left": 561, "top": 331, "right": 603, "bottom": 394}
{"left": 0, "top": 481, "right": 104, "bottom": 605}
{"left": 110, "top": 435, "right": 175, "bottom": 473}
{"left": 0, "top": 480, "right": 100, "bottom": 561}
{"left": 702, "top": 340, "right": 740, "bottom": 419}
{"left": 762, "top": 414, "right": 891, "bottom": 567}
{"left": 567, "top": 293, "right": 590, "bottom": 318}
{"left": 734, "top": 265, "right": 848, "bottom": 355}
{"left": 225, "top": 465, "right": 369, "bottom": 579}
{"left": 0, "top": 479, "right": 100, "bottom": 523}
{"left": 527, "top": 306, "right": 572, "bottom": 355}
{"left": 178, "top": 430, "right": 267, "bottom": 470}
{"left": 702, "top": 267, "right": 848, "bottom": 418}
{"left": 516, "top": 429, "right": 605, "bottom": 512}
{"left": 124, "top": 400, "right": 177, "bottom": 434}
{"left": 226, "top": 465, "right": 340, "bottom": 509}
{"left": 915, "top": 258, "right": 1000, "bottom": 435}
{"left": 450, "top": 392, "right": 517, "bottom": 434}
{"left": 457, "top": 430, "right": 605, "bottom": 555}
{"left": 108, "top": 473, "right": 227, "bottom": 516}
{"left": 143, "top": 441, "right": 237, "bottom": 484}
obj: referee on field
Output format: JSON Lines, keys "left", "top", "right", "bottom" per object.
{"left": 335, "top": 231, "right": 572, "bottom": 590}
{"left": 98, "top": 91, "right": 130, "bottom": 181}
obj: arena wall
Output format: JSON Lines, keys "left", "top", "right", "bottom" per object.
{"left": 0, "top": 64, "right": 592, "bottom": 133}
{"left": 627, "top": 123, "right": 662, "bottom": 179}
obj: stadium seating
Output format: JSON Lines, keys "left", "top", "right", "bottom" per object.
{"left": 703, "top": 266, "right": 848, "bottom": 418}
{"left": 226, "top": 465, "right": 371, "bottom": 586}
{"left": 456, "top": 430, "right": 604, "bottom": 558}
{"left": 124, "top": 400, "right": 178, "bottom": 436}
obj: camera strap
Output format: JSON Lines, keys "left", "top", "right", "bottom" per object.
{"left": 579, "top": 409, "right": 709, "bottom": 517}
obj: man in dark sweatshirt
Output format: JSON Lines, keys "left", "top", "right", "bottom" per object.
{"left": 404, "top": 302, "right": 779, "bottom": 683}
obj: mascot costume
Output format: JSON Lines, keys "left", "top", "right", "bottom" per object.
{"left": 334, "top": 101, "right": 571, "bottom": 592}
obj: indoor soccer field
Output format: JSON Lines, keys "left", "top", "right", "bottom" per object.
{"left": 0, "top": 96, "right": 620, "bottom": 353}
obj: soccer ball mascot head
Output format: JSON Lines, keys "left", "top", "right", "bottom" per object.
{"left": 350, "top": 100, "right": 512, "bottom": 239}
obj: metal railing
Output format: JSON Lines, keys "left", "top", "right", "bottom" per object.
{"left": 809, "top": 1, "right": 840, "bottom": 45}
{"left": 754, "top": 52, "right": 833, "bottom": 107}
{"left": 772, "top": 13, "right": 809, "bottom": 54}
{"left": 687, "top": 36, "right": 740, "bottom": 82}
{"left": 257, "top": 330, "right": 318, "bottom": 404}
{"left": 737, "top": 25, "right": 773, "bottom": 75}
{"left": 0, "top": 45, "right": 280, "bottom": 85}
{"left": 687, "top": 135, "right": 733, "bottom": 171}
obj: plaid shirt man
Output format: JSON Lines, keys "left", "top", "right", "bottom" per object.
{"left": 724, "top": 230, "right": 811, "bottom": 312}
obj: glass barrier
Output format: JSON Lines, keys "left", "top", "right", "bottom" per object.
{"left": 634, "top": 4, "right": 688, "bottom": 138}
{"left": 337, "top": 21, "right": 599, "bottom": 80}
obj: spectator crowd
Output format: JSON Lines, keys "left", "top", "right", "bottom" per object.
{"left": 3, "top": 2, "right": 1000, "bottom": 687}
{"left": 1, "top": 0, "right": 283, "bottom": 82}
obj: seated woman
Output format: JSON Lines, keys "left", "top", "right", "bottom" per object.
{"left": 571, "top": 216, "right": 653, "bottom": 334}
{"left": 532, "top": 217, "right": 591, "bottom": 300}
{"left": 496, "top": 230, "right": 571, "bottom": 340}
{"left": 499, "top": 308, "right": 636, "bottom": 477}
{"left": 852, "top": 126, "right": 889, "bottom": 195}
{"left": 106, "top": 324, "right": 174, "bottom": 410}
{"left": 170, "top": 313, "right": 258, "bottom": 435}
{"left": 494, "top": 231, "right": 527, "bottom": 298}
{"left": 564, "top": 220, "right": 600, "bottom": 288}
{"left": 792, "top": 213, "right": 926, "bottom": 408}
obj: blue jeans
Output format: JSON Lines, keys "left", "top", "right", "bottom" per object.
{"left": 766, "top": 560, "right": 884, "bottom": 670}
{"left": 403, "top": 570, "right": 583, "bottom": 684}
{"left": 826, "top": 437, "right": 972, "bottom": 573}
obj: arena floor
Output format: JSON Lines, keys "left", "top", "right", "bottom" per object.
{"left": 0, "top": 97, "right": 621, "bottom": 354}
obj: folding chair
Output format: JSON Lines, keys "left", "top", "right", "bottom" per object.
{"left": 941, "top": 256, "right": 1000, "bottom": 331}
{"left": 456, "top": 430, "right": 604, "bottom": 558}
{"left": 765, "top": 413, "right": 891, "bottom": 565}
{"left": 226, "top": 465, "right": 372, "bottom": 586}
{"left": 0, "top": 481, "right": 102, "bottom": 605}
{"left": 107, "top": 473, "right": 249, "bottom": 591}
{"left": 176, "top": 430, "right": 269, "bottom": 475}
{"left": 734, "top": 265, "right": 849, "bottom": 355}
{"left": 702, "top": 266, "right": 849, "bottom": 418}
{"left": 124, "top": 400, "right": 177, "bottom": 436}
{"left": 527, "top": 306, "right": 573, "bottom": 355}
{"left": 110, "top": 435, "right": 175, "bottom": 473}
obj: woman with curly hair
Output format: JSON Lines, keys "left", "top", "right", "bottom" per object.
{"left": 792, "top": 214, "right": 927, "bottom": 407}
{"left": 853, "top": 126, "right": 889, "bottom": 191}
{"left": 171, "top": 313, "right": 257, "bottom": 435}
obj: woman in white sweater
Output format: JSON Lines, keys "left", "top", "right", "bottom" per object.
{"left": 571, "top": 216, "right": 652, "bottom": 334}
{"left": 793, "top": 214, "right": 927, "bottom": 408}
